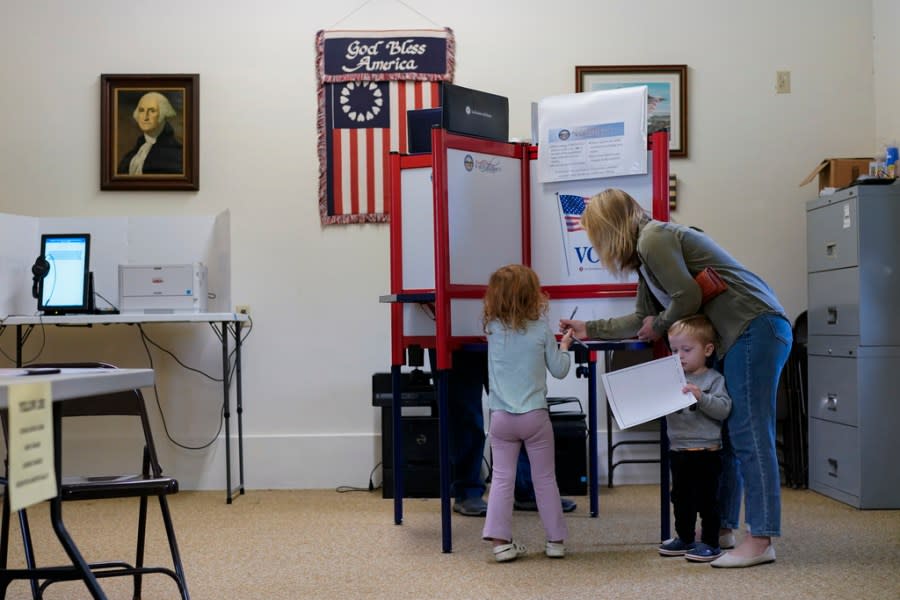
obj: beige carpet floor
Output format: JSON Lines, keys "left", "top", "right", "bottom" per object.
{"left": 2, "top": 485, "right": 898, "bottom": 599}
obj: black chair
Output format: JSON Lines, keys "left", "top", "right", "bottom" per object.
{"left": 0, "top": 362, "right": 190, "bottom": 599}
{"left": 605, "top": 347, "right": 660, "bottom": 487}
{"left": 776, "top": 312, "right": 809, "bottom": 489}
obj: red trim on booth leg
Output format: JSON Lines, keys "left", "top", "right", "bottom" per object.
{"left": 388, "top": 152, "right": 405, "bottom": 365}
{"left": 650, "top": 131, "right": 670, "bottom": 222}
{"left": 431, "top": 128, "right": 452, "bottom": 370}
{"left": 521, "top": 142, "right": 532, "bottom": 266}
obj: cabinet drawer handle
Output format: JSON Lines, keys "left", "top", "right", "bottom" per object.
{"left": 826, "top": 394, "right": 838, "bottom": 411}
{"left": 825, "top": 242, "right": 837, "bottom": 257}
{"left": 826, "top": 306, "right": 838, "bottom": 325}
{"left": 827, "top": 458, "right": 838, "bottom": 477}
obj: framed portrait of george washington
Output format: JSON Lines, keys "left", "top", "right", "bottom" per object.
{"left": 101, "top": 73, "right": 199, "bottom": 190}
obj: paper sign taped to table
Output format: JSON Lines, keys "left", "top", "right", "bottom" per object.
{"left": 601, "top": 354, "right": 696, "bottom": 430}
{"left": 7, "top": 381, "right": 56, "bottom": 511}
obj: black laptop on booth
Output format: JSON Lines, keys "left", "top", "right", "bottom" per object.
{"left": 406, "top": 83, "right": 509, "bottom": 154}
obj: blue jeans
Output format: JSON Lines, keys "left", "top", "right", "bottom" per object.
{"left": 437, "top": 350, "right": 488, "bottom": 502}
{"left": 717, "top": 313, "right": 792, "bottom": 537}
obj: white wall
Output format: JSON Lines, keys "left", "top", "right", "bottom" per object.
{"left": 0, "top": 0, "right": 883, "bottom": 489}
{"left": 874, "top": 0, "right": 900, "bottom": 149}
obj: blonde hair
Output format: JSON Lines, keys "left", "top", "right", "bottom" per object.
{"left": 668, "top": 314, "right": 717, "bottom": 346}
{"left": 580, "top": 188, "right": 647, "bottom": 276}
{"left": 482, "top": 264, "right": 548, "bottom": 333}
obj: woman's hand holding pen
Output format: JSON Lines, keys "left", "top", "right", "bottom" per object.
{"left": 558, "top": 319, "right": 587, "bottom": 340}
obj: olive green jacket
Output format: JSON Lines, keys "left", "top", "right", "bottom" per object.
{"left": 585, "top": 220, "right": 787, "bottom": 356}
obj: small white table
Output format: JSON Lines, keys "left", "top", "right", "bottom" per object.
{"left": 0, "top": 368, "right": 155, "bottom": 600}
{"left": 2, "top": 313, "right": 249, "bottom": 504}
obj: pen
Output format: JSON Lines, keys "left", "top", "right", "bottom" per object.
{"left": 564, "top": 306, "right": 587, "bottom": 347}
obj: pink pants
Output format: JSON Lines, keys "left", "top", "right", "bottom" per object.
{"left": 482, "top": 409, "right": 567, "bottom": 543}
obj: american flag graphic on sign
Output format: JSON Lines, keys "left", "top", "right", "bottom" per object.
{"left": 325, "top": 80, "right": 442, "bottom": 221}
{"left": 559, "top": 194, "right": 590, "bottom": 232}
{"left": 316, "top": 28, "right": 455, "bottom": 226}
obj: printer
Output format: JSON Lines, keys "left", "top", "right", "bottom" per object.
{"left": 118, "top": 263, "right": 208, "bottom": 314}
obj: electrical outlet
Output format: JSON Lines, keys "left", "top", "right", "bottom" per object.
{"left": 776, "top": 70, "right": 791, "bottom": 94}
{"left": 236, "top": 305, "right": 251, "bottom": 315}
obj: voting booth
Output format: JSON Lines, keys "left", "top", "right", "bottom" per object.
{"left": 387, "top": 129, "right": 669, "bottom": 369}
{"left": 384, "top": 112, "right": 670, "bottom": 550}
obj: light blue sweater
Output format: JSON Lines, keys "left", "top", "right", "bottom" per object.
{"left": 486, "top": 317, "right": 571, "bottom": 414}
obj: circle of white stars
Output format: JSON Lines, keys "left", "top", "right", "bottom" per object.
{"left": 339, "top": 82, "right": 383, "bottom": 122}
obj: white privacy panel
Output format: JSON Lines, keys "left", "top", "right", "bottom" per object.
{"left": 400, "top": 167, "right": 435, "bottom": 291}
{"left": 529, "top": 152, "right": 654, "bottom": 287}
{"left": 450, "top": 298, "right": 486, "bottom": 337}
{"left": 447, "top": 148, "right": 523, "bottom": 285}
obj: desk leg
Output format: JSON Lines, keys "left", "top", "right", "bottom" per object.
{"left": 221, "top": 323, "right": 233, "bottom": 504}
{"left": 391, "top": 365, "right": 403, "bottom": 525}
{"left": 587, "top": 358, "right": 599, "bottom": 518}
{"left": 233, "top": 322, "right": 245, "bottom": 498}
{"left": 659, "top": 419, "right": 671, "bottom": 541}
{"left": 436, "top": 370, "right": 452, "bottom": 553}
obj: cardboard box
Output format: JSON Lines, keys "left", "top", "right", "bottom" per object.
{"left": 800, "top": 158, "right": 873, "bottom": 193}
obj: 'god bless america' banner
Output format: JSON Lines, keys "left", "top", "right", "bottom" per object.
{"left": 316, "top": 28, "right": 455, "bottom": 226}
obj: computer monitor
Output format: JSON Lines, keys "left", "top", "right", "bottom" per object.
{"left": 37, "top": 233, "right": 91, "bottom": 314}
{"left": 407, "top": 107, "right": 443, "bottom": 154}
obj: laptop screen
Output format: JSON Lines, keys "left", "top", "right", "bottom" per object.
{"left": 38, "top": 233, "right": 91, "bottom": 314}
{"left": 441, "top": 83, "right": 509, "bottom": 143}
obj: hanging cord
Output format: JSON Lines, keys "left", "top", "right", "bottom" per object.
{"left": 330, "top": 0, "right": 441, "bottom": 28}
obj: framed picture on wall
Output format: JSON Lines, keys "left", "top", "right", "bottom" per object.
{"left": 576, "top": 65, "right": 688, "bottom": 158}
{"left": 100, "top": 73, "right": 199, "bottom": 190}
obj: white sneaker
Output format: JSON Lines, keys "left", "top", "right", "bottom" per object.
{"left": 545, "top": 542, "right": 566, "bottom": 558}
{"left": 493, "top": 541, "right": 527, "bottom": 563}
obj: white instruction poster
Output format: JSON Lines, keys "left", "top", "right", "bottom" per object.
{"left": 537, "top": 86, "right": 648, "bottom": 183}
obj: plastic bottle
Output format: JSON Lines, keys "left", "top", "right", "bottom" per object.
{"left": 885, "top": 144, "right": 898, "bottom": 178}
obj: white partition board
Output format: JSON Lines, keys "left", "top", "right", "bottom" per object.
{"left": 450, "top": 298, "right": 486, "bottom": 337}
{"left": 0, "top": 211, "right": 231, "bottom": 316}
{"left": 403, "top": 302, "right": 437, "bottom": 336}
{"left": 448, "top": 297, "right": 634, "bottom": 340}
{"left": 400, "top": 167, "right": 435, "bottom": 291}
{"left": 447, "top": 149, "right": 523, "bottom": 285}
{"left": 547, "top": 297, "right": 637, "bottom": 328}
{"left": 529, "top": 152, "right": 654, "bottom": 287}
{"left": 0, "top": 214, "right": 40, "bottom": 316}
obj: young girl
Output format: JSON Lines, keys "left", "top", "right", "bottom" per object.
{"left": 480, "top": 264, "right": 574, "bottom": 562}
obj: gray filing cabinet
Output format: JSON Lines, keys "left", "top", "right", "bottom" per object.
{"left": 806, "top": 183, "right": 900, "bottom": 508}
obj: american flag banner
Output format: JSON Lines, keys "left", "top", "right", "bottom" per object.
{"left": 559, "top": 194, "right": 590, "bottom": 232}
{"left": 316, "top": 29, "right": 455, "bottom": 226}
{"left": 557, "top": 193, "right": 597, "bottom": 276}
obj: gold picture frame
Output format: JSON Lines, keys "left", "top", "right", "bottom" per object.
{"left": 101, "top": 73, "right": 199, "bottom": 190}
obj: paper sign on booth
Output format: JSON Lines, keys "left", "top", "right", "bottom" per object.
{"left": 537, "top": 86, "right": 648, "bottom": 183}
{"left": 8, "top": 381, "right": 57, "bottom": 511}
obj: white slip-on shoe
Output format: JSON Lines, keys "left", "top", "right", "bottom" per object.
{"left": 719, "top": 532, "right": 736, "bottom": 549}
{"left": 493, "top": 541, "right": 527, "bottom": 563}
{"left": 545, "top": 542, "right": 566, "bottom": 558}
{"left": 710, "top": 545, "right": 775, "bottom": 568}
